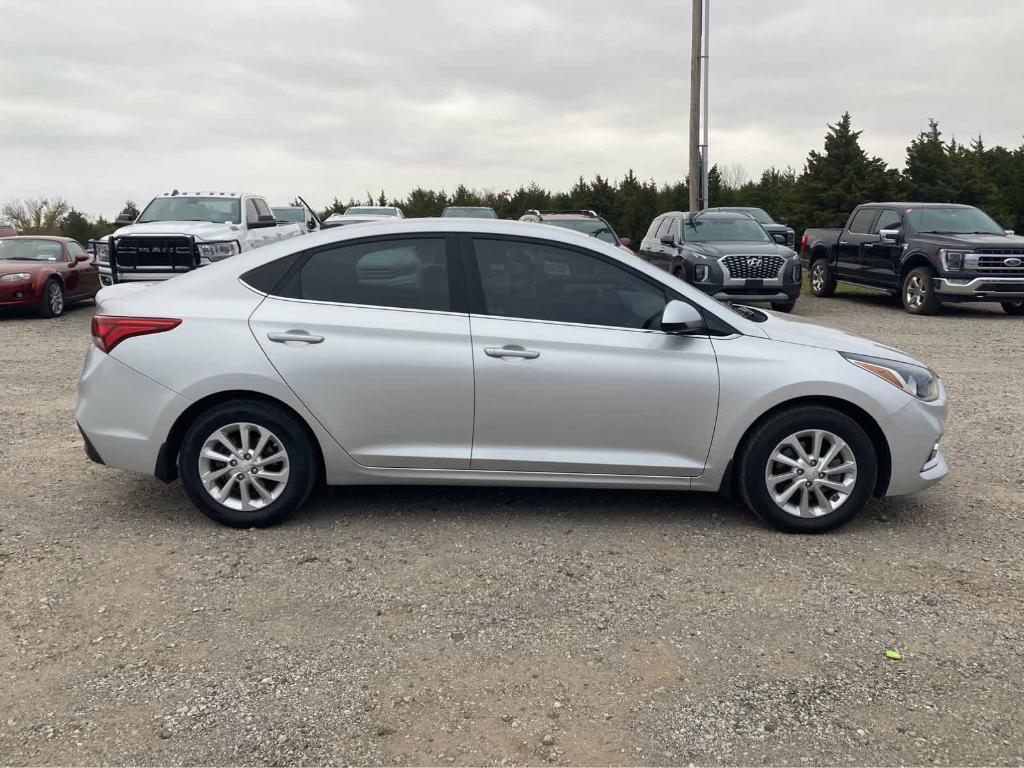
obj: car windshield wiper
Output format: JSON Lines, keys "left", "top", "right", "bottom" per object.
{"left": 4, "top": 256, "right": 38, "bottom": 260}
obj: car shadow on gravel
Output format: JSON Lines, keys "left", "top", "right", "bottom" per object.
{"left": 827, "top": 290, "right": 1010, "bottom": 317}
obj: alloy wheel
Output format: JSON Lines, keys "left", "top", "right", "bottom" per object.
{"left": 48, "top": 282, "right": 64, "bottom": 315}
{"left": 811, "top": 262, "right": 825, "bottom": 293}
{"left": 764, "top": 429, "right": 858, "bottom": 518}
{"left": 197, "top": 422, "right": 290, "bottom": 512}
{"left": 905, "top": 274, "right": 926, "bottom": 310}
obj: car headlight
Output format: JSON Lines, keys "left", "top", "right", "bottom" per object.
{"left": 791, "top": 263, "right": 801, "bottom": 282}
{"left": 196, "top": 241, "right": 240, "bottom": 261}
{"left": 842, "top": 352, "right": 940, "bottom": 402}
{"left": 693, "top": 264, "right": 710, "bottom": 283}
{"left": 93, "top": 242, "right": 109, "bottom": 264}
{"left": 939, "top": 249, "right": 964, "bottom": 271}
{"left": 0, "top": 272, "right": 31, "bottom": 282}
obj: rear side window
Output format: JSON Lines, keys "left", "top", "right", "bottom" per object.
{"left": 848, "top": 208, "right": 879, "bottom": 234}
{"left": 242, "top": 254, "right": 302, "bottom": 294}
{"left": 873, "top": 209, "right": 902, "bottom": 233}
{"left": 276, "top": 237, "right": 451, "bottom": 311}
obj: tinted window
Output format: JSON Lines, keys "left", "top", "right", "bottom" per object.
{"left": 848, "top": 208, "right": 879, "bottom": 234}
{"left": 873, "top": 209, "right": 901, "bottom": 233}
{"left": 279, "top": 238, "right": 450, "bottom": 311}
{"left": 242, "top": 254, "right": 302, "bottom": 294}
{"left": 472, "top": 238, "right": 667, "bottom": 330}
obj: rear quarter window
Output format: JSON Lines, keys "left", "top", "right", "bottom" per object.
{"left": 241, "top": 254, "right": 302, "bottom": 294}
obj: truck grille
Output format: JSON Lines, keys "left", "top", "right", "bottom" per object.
{"left": 721, "top": 254, "right": 785, "bottom": 280}
{"left": 971, "top": 252, "right": 1024, "bottom": 273}
{"left": 112, "top": 236, "right": 197, "bottom": 271}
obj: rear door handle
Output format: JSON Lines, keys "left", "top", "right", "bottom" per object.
{"left": 484, "top": 345, "right": 540, "bottom": 360}
{"left": 267, "top": 329, "right": 324, "bottom": 344}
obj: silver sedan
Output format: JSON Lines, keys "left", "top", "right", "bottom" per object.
{"left": 76, "top": 219, "right": 948, "bottom": 533}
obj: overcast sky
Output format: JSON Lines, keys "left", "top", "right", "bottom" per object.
{"left": 2, "top": 0, "right": 1023, "bottom": 217}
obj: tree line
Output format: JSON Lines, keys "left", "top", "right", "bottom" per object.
{"left": 5, "top": 113, "right": 1023, "bottom": 248}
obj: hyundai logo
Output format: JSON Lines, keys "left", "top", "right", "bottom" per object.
{"left": 746, "top": 257, "right": 763, "bottom": 268}
{"left": 1006, "top": 257, "right": 1023, "bottom": 267}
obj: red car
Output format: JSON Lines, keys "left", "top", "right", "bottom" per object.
{"left": 0, "top": 236, "right": 101, "bottom": 318}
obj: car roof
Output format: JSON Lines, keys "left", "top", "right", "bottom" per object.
{"left": 3, "top": 234, "right": 72, "bottom": 242}
{"left": 155, "top": 192, "right": 252, "bottom": 199}
{"left": 867, "top": 202, "right": 975, "bottom": 209}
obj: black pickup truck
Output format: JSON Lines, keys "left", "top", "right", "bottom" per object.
{"left": 802, "top": 202, "right": 1024, "bottom": 315}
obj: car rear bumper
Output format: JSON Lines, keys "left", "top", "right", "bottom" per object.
{"left": 75, "top": 345, "right": 191, "bottom": 476}
{"left": 935, "top": 276, "right": 1024, "bottom": 299}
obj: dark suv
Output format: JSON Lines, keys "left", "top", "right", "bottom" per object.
{"left": 639, "top": 210, "right": 802, "bottom": 312}
{"left": 706, "top": 207, "right": 795, "bottom": 248}
{"left": 519, "top": 210, "right": 633, "bottom": 253}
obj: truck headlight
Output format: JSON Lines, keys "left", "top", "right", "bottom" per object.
{"left": 197, "top": 241, "right": 240, "bottom": 261}
{"left": 0, "top": 272, "right": 31, "bottom": 282}
{"left": 93, "top": 242, "right": 109, "bottom": 264}
{"left": 939, "top": 249, "right": 964, "bottom": 271}
{"left": 842, "top": 352, "right": 940, "bottom": 402}
{"left": 792, "top": 263, "right": 801, "bottom": 282}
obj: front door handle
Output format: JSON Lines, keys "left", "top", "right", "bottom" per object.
{"left": 484, "top": 345, "right": 540, "bottom": 360}
{"left": 267, "top": 329, "right": 325, "bottom": 344}
{"left": 839, "top": 240, "right": 850, "bottom": 246}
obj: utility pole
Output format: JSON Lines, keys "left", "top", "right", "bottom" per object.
{"left": 688, "top": 0, "right": 703, "bottom": 213}
{"left": 700, "top": 0, "right": 710, "bottom": 209}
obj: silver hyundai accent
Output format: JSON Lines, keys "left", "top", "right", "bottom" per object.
{"left": 76, "top": 219, "right": 948, "bottom": 533}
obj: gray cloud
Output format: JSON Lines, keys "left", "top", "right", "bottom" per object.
{"left": 1, "top": 0, "right": 1022, "bottom": 217}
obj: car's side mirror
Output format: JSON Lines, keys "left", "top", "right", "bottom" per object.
{"left": 778, "top": 217, "right": 788, "bottom": 226}
{"left": 619, "top": 237, "right": 632, "bottom": 249}
{"left": 660, "top": 233, "right": 676, "bottom": 246}
{"left": 771, "top": 232, "right": 787, "bottom": 245}
{"left": 308, "top": 219, "right": 317, "bottom": 230}
{"left": 879, "top": 228, "right": 901, "bottom": 244}
{"left": 249, "top": 214, "right": 278, "bottom": 229}
{"left": 1006, "top": 229, "right": 1015, "bottom": 236}
{"left": 114, "top": 214, "right": 134, "bottom": 226}
{"left": 75, "top": 253, "right": 90, "bottom": 263}
{"left": 661, "top": 300, "right": 704, "bottom": 334}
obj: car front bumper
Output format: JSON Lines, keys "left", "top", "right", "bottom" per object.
{"left": 0, "top": 281, "right": 40, "bottom": 308}
{"left": 879, "top": 394, "right": 949, "bottom": 497}
{"left": 935, "top": 276, "right": 1024, "bottom": 300}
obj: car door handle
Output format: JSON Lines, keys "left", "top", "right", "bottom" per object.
{"left": 839, "top": 241, "right": 850, "bottom": 246}
{"left": 267, "top": 330, "right": 324, "bottom": 344}
{"left": 484, "top": 345, "right": 540, "bottom": 360}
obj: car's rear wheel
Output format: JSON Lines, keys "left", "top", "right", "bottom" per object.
{"left": 809, "top": 259, "right": 835, "bottom": 297}
{"left": 902, "top": 267, "right": 941, "bottom": 315}
{"left": 39, "top": 279, "right": 64, "bottom": 318}
{"left": 1002, "top": 301, "right": 1024, "bottom": 316}
{"left": 738, "top": 406, "right": 877, "bottom": 533}
{"left": 179, "top": 400, "right": 317, "bottom": 528}
{"left": 771, "top": 301, "right": 796, "bottom": 313}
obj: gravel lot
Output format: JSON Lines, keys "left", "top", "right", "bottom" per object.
{"left": 1, "top": 289, "right": 1023, "bottom": 766}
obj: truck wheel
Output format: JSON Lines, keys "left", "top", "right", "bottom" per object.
{"left": 1002, "top": 301, "right": 1024, "bottom": 316}
{"left": 179, "top": 399, "right": 318, "bottom": 528}
{"left": 809, "top": 259, "right": 835, "bottom": 297}
{"left": 738, "top": 406, "right": 877, "bottom": 534}
{"left": 901, "top": 267, "right": 941, "bottom": 315}
{"left": 771, "top": 301, "right": 796, "bottom": 313}
{"left": 38, "top": 279, "right": 65, "bottom": 318}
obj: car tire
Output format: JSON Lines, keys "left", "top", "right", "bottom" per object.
{"left": 771, "top": 301, "right": 796, "bottom": 313}
{"left": 901, "top": 266, "right": 941, "bottom": 315}
{"left": 737, "top": 406, "right": 878, "bottom": 534}
{"left": 38, "top": 278, "right": 64, "bottom": 318}
{"left": 809, "top": 258, "right": 835, "bottom": 297}
{"left": 179, "top": 399, "right": 318, "bottom": 528}
{"left": 1001, "top": 301, "right": 1024, "bottom": 316}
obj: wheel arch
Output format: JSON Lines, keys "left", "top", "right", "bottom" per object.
{"left": 809, "top": 245, "right": 831, "bottom": 264}
{"left": 155, "top": 389, "right": 327, "bottom": 484}
{"left": 729, "top": 395, "right": 892, "bottom": 498}
{"left": 899, "top": 252, "right": 934, "bottom": 280}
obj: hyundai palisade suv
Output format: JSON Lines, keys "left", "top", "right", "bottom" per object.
{"left": 77, "top": 218, "right": 947, "bottom": 533}
{"left": 640, "top": 210, "right": 802, "bottom": 312}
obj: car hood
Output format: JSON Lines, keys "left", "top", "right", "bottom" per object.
{"left": 761, "top": 223, "right": 794, "bottom": 233}
{"left": 0, "top": 259, "right": 53, "bottom": 273}
{"left": 111, "top": 221, "right": 240, "bottom": 242}
{"left": 756, "top": 309, "right": 926, "bottom": 367}
{"left": 911, "top": 232, "right": 1024, "bottom": 249}
{"left": 688, "top": 241, "right": 795, "bottom": 258}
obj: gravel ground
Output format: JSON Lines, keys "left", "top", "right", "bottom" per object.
{"left": 1, "top": 288, "right": 1023, "bottom": 766}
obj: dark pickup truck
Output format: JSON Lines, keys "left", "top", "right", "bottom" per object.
{"left": 802, "top": 202, "right": 1024, "bottom": 315}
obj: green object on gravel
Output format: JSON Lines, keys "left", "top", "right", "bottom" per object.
{"left": 886, "top": 649, "right": 903, "bottom": 660}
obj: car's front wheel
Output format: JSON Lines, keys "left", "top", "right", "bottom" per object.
{"left": 738, "top": 406, "right": 877, "bottom": 533}
{"left": 902, "top": 267, "right": 941, "bottom": 315}
{"left": 39, "top": 278, "right": 64, "bottom": 318}
{"left": 1002, "top": 301, "right": 1024, "bottom": 316}
{"left": 179, "top": 399, "right": 317, "bottom": 528}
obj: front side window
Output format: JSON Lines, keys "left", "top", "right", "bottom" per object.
{"left": 137, "top": 196, "right": 241, "bottom": 224}
{"left": 277, "top": 237, "right": 450, "bottom": 312}
{"left": 646, "top": 217, "right": 663, "bottom": 239}
{"left": 472, "top": 238, "right": 667, "bottom": 330}
{"left": 66, "top": 242, "right": 87, "bottom": 261}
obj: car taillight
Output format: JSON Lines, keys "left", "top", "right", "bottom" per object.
{"left": 91, "top": 316, "right": 181, "bottom": 353}
{"left": 800, "top": 233, "right": 808, "bottom": 256}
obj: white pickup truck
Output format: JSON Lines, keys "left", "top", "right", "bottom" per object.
{"left": 93, "top": 191, "right": 307, "bottom": 286}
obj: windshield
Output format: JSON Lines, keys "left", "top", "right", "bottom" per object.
{"left": 272, "top": 207, "right": 305, "bottom": 223}
{"left": 0, "top": 238, "right": 65, "bottom": 261}
{"left": 545, "top": 219, "right": 618, "bottom": 245}
{"left": 443, "top": 207, "right": 497, "bottom": 219}
{"left": 738, "top": 208, "right": 774, "bottom": 225}
{"left": 344, "top": 207, "right": 397, "bottom": 216}
{"left": 683, "top": 217, "right": 772, "bottom": 243}
{"left": 138, "top": 196, "right": 241, "bottom": 224}
{"left": 905, "top": 206, "right": 1004, "bottom": 235}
